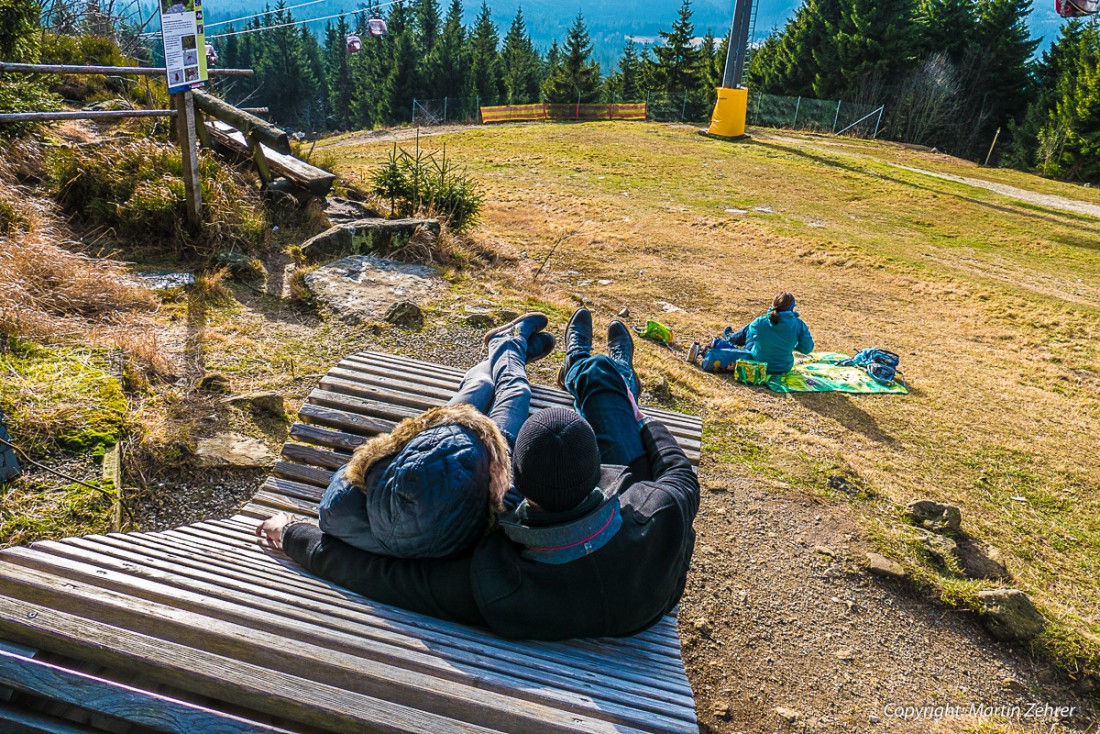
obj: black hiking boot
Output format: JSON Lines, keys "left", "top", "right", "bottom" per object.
{"left": 607, "top": 319, "right": 640, "bottom": 399}
{"left": 556, "top": 307, "right": 593, "bottom": 389}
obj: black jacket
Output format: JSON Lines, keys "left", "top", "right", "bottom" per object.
{"left": 282, "top": 420, "right": 699, "bottom": 640}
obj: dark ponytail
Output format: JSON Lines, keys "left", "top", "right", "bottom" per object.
{"left": 769, "top": 291, "right": 796, "bottom": 325}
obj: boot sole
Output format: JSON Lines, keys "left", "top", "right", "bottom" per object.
{"left": 482, "top": 312, "right": 548, "bottom": 346}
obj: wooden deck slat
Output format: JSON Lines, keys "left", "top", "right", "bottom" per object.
{"left": 0, "top": 648, "right": 298, "bottom": 734}
{"left": 0, "top": 595, "right": 507, "bottom": 734}
{"left": 0, "top": 562, "right": 682, "bottom": 734}
{"left": 13, "top": 542, "right": 696, "bottom": 725}
{"left": 87, "top": 530, "right": 695, "bottom": 693}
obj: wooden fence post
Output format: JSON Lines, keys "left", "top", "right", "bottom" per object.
{"left": 174, "top": 91, "right": 202, "bottom": 230}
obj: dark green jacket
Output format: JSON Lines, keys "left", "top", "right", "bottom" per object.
{"left": 282, "top": 421, "right": 699, "bottom": 640}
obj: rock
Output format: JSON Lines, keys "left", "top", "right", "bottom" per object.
{"left": 385, "top": 301, "right": 424, "bottom": 329}
{"left": 324, "top": 197, "right": 381, "bottom": 225}
{"left": 300, "top": 218, "right": 441, "bottom": 262}
{"left": 195, "top": 433, "right": 275, "bottom": 468}
{"left": 712, "top": 702, "right": 731, "bottom": 720}
{"left": 957, "top": 538, "right": 1010, "bottom": 581}
{"left": 496, "top": 310, "right": 519, "bottom": 323}
{"left": 866, "top": 552, "right": 906, "bottom": 579}
{"left": 691, "top": 618, "right": 711, "bottom": 636}
{"left": 915, "top": 527, "right": 958, "bottom": 566}
{"left": 221, "top": 391, "right": 285, "bottom": 418}
{"left": 464, "top": 313, "right": 495, "bottom": 328}
{"left": 975, "top": 588, "right": 1045, "bottom": 641}
{"left": 617, "top": 307, "right": 630, "bottom": 319}
{"left": 303, "top": 255, "right": 442, "bottom": 324}
{"left": 1036, "top": 668, "right": 1055, "bottom": 684}
{"left": 216, "top": 249, "right": 263, "bottom": 279}
{"left": 137, "top": 271, "right": 195, "bottom": 290}
{"left": 650, "top": 376, "right": 672, "bottom": 403}
{"left": 775, "top": 707, "right": 800, "bottom": 723}
{"left": 1001, "top": 678, "right": 1027, "bottom": 693}
{"left": 198, "top": 372, "right": 231, "bottom": 393}
{"left": 907, "top": 499, "right": 962, "bottom": 532}
{"left": 813, "top": 545, "right": 836, "bottom": 557}
{"left": 827, "top": 474, "right": 860, "bottom": 495}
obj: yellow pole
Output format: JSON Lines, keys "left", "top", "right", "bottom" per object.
{"left": 707, "top": 87, "right": 748, "bottom": 138}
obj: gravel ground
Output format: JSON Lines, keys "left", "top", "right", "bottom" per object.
{"left": 684, "top": 470, "right": 1099, "bottom": 733}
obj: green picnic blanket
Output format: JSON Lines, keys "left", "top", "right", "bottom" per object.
{"left": 766, "top": 352, "right": 909, "bottom": 394}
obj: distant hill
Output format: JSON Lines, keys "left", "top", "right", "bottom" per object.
{"left": 155, "top": 0, "right": 1066, "bottom": 71}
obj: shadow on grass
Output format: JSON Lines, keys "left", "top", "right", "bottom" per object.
{"left": 790, "top": 391, "right": 897, "bottom": 445}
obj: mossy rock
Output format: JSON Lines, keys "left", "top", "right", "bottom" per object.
{"left": 0, "top": 340, "right": 127, "bottom": 454}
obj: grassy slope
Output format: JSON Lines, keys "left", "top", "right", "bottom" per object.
{"left": 321, "top": 122, "right": 1100, "bottom": 673}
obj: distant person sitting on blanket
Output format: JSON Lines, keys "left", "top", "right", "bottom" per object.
{"left": 309, "top": 313, "right": 555, "bottom": 560}
{"left": 716, "top": 291, "right": 815, "bottom": 374}
{"left": 257, "top": 309, "right": 700, "bottom": 640}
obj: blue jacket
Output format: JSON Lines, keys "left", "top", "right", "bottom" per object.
{"left": 747, "top": 310, "right": 814, "bottom": 374}
{"left": 318, "top": 404, "right": 511, "bottom": 560}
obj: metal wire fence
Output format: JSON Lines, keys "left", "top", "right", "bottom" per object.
{"left": 747, "top": 92, "right": 884, "bottom": 137}
{"left": 410, "top": 91, "right": 886, "bottom": 138}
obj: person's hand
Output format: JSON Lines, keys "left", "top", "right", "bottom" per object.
{"left": 623, "top": 377, "right": 645, "bottom": 422}
{"left": 256, "top": 513, "right": 294, "bottom": 549}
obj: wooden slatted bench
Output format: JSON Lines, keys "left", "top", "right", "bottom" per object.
{"left": 0, "top": 351, "right": 703, "bottom": 734}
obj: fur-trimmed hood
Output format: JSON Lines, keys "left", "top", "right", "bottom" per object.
{"left": 346, "top": 403, "right": 511, "bottom": 513}
{"left": 315, "top": 403, "right": 512, "bottom": 560}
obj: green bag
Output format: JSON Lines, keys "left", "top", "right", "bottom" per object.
{"left": 637, "top": 320, "right": 674, "bottom": 344}
{"left": 734, "top": 359, "right": 768, "bottom": 385}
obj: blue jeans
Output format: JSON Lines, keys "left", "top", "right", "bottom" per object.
{"left": 446, "top": 337, "right": 530, "bottom": 450}
{"left": 565, "top": 354, "right": 644, "bottom": 467}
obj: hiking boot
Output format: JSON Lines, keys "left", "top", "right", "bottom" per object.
{"left": 526, "top": 331, "right": 555, "bottom": 364}
{"left": 556, "top": 307, "right": 593, "bottom": 389}
{"left": 608, "top": 319, "right": 640, "bottom": 399}
{"left": 482, "top": 312, "right": 549, "bottom": 345}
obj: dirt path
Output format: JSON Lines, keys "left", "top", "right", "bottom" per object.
{"left": 766, "top": 132, "right": 1100, "bottom": 219}
{"left": 686, "top": 473, "right": 1097, "bottom": 733}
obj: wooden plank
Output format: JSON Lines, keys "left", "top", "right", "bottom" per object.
{"left": 271, "top": 460, "right": 332, "bottom": 488}
{"left": 174, "top": 90, "right": 202, "bottom": 229}
{"left": 206, "top": 121, "right": 334, "bottom": 195}
{"left": 17, "top": 541, "right": 696, "bottom": 726}
{"left": 279, "top": 443, "right": 349, "bottom": 471}
{"left": 0, "top": 639, "right": 37, "bottom": 703}
{"left": 122, "top": 528, "right": 696, "bottom": 699}
{"left": 0, "top": 648, "right": 298, "bottom": 734}
{"left": 0, "top": 562, "right": 674, "bottom": 734}
{"left": 0, "top": 594, "right": 506, "bottom": 734}
{"left": 349, "top": 351, "right": 703, "bottom": 431}
{"left": 192, "top": 91, "right": 290, "bottom": 154}
{"left": 288, "top": 424, "right": 367, "bottom": 452}
{"left": 154, "top": 523, "right": 694, "bottom": 678}
{"left": 56, "top": 533, "right": 698, "bottom": 706}
{"left": 297, "top": 403, "right": 393, "bottom": 436}
{"left": 0, "top": 706, "right": 103, "bottom": 734}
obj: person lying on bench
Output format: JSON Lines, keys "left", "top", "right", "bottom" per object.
{"left": 715, "top": 290, "right": 814, "bottom": 374}
{"left": 311, "top": 313, "right": 554, "bottom": 560}
{"left": 257, "top": 308, "right": 700, "bottom": 640}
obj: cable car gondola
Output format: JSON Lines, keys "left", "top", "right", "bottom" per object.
{"left": 1056, "top": 0, "right": 1099, "bottom": 17}
{"left": 367, "top": 15, "right": 388, "bottom": 39}
{"left": 205, "top": 43, "right": 219, "bottom": 65}
{"left": 346, "top": 33, "right": 363, "bottom": 53}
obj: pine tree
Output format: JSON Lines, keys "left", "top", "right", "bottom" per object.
{"left": 608, "top": 37, "right": 645, "bottom": 101}
{"left": 540, "top": 12, "right": 601, "bottom": 103}
{"left": 414, "top": 0, "right": 442, "bottom": 55}
{"left": 500, "top": 8, "right": 542, "bottom": 103}
{"left": 469, "top": 1, "right": 503, "bottom": 103}
{"left": 324, "top": 17, "right": 356, "bottom": 129}
{"left": 424, "top": 0, "right": 470, "bottom": 99}
{"left": 699, "top": 29, "right": 720, "bottom": 89}
{"left": 819, "top": 0, "right": 920, "bottom": 98}
{"left": 746, "top": 0, "right": 840, "bottom": 97}
{"left": 917, "top": 0, "right": 977, "bottom": 63}
{"left": 650, "top": 0, "right": 702, "bottom": 94}
{"left": 381, "top": 2, "right": 422, "bottom": 124}
{"left": 253, "top": 2, "right": 319, "bottom": 127}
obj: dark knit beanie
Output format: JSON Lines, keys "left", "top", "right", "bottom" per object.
{"left": 513, "top": 407, "right": 601, "bottom": 512}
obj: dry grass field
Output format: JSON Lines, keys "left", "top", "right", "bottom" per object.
{"left": 320, "top": 121, "right": 1100, "bottom": 729}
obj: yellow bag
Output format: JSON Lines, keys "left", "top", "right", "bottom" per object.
{"left": 734, "top": 359, "right": 768, "bottom": 385}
